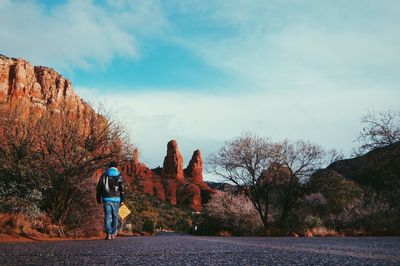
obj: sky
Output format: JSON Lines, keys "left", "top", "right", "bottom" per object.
{"left": 1, "top": 0, "right": 399, "bottom": 180}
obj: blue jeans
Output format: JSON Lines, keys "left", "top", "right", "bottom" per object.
{"left": 103, "top": 202, "right": 120, "bottom": 235}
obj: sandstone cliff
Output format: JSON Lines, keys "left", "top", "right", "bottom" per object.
{"left": 0, "top": 54, "right": 92, "bottom": 121}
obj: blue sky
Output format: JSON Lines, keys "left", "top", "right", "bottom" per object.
{"left": 1, "top": 0, "right": 399, "bottom": 180}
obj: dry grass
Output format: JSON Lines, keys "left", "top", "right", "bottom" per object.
{"left": 0, "top": 213, "right": 67, "bottom": 239}
{"left": 0, "top": 213, "right": 38, "bottom": 237}
{"left": 217, "top": 230, "right": 232, "bottom": 237}
{"left": 304, "top": 227, "right": 342, "bottom": 237}
{"left": 0, "top": 213, "right": 106, "bottom": 242}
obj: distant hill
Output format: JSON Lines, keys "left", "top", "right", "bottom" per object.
{"left": 328, "top": 142, "right": 399, "bottom": 187}
{"left": 205, "top": 181, "right": 239, "bottom": 193}
{"left": 320, "top": 142, "right": 400, "bottom": 207}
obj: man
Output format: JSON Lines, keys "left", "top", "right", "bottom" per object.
{"left": 96, "top": 161, "right": 125, "bottom": 240}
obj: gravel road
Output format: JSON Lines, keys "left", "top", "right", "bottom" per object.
{"left": 0, "top": 234, "right": 399, "bottom": 265}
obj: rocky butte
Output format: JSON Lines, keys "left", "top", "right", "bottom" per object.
{"left": 121, "top": 140, "right": 214, "bottom": 211}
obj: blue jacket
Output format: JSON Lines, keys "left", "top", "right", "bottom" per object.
{"left": 96, "top": 167, "right": 125, "bottom": 203}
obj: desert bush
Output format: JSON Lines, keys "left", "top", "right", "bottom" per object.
{"left": 217, "top": 230, "right": 232, "bottom": 237}
{"left": 142, "top": 219, "right": 155, "bottom": 234}
{"left": 307, "top": 169, "right": 364, "bottom": 215}
{"left": 31, "top": 216, "right": 64, "bottom": 237}
{"left": 333, "top": 194, "right": 396, "bottom": 232}
{"left": 0, "top": 213, "right": 38, "bottom": 237}
{"left": 304, "top": 227, "right": 341, "bottom": 237}
{"left": 0, "top": 112, "right": 43, "bottom": 218}
{"left": 158, "top": 206, "right": 192, "bottom": 232}
{"left": 203, "top": 191, "right": 264, "bottom": 236}
{"left": 304, "top": 215, "right": 324, "bottom": 229}
{"left": 125, "top": 189, "right": 193, "bottom": 233}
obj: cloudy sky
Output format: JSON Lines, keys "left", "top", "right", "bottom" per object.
{"left": 1, "top": 0, "right": 399, "bottom": 180}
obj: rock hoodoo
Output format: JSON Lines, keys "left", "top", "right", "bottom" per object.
{"left": 161, "top": 140, "right": 184, "bottom": 205}
{"left": 185, "top": 149, "right": 211, "bottom": 190}
{"left": 121, "top": 140, "right": 214, "bottom": 211}
{"left": 162, "top": 140, "right": 185, "bottom": 181}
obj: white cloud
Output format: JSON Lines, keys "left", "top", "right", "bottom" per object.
{"left": 171, "top": 0, "right": 400, "bottom": 91}
{"left": 0, "top": 0, "right": 168, "bottom": 70}
{"left": 77, "top": 86, "right": 400, "bottom": 181}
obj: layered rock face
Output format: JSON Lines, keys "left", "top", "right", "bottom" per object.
{"left": 0, "top": 54, "right": 91, "bottom": 120}
{"left": 122, "top": 140, "right": 214, "bottom": 211}
{"left": 121, "top": 148, "right": 166, "bottom": 201}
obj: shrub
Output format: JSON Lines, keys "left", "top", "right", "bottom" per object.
{"left": 0, "top": 213, "right": 37, "bottom": 237}
{"left": 203, "top": 191, "right": 263, "bottom": 236}
{"left": 217, "top": 230, "right": 232, "bottom": 237}
{"left": 125, "top": 190, "right": 194, "bottom": 234}
{"left": 304, "top": 227, "right": 341, "bottom": 237}
{"left": 142, "top": 219, "right": 155, "bottom": 234}
{"left": 304, "top": 215, "right": 324, "bottom": 229}
{"left": 333, "top": 195, "right": 396, "bottom": 232}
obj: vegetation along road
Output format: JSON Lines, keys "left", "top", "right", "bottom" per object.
{"left": 1, "top": 234, "right": 399, "bottom": 265}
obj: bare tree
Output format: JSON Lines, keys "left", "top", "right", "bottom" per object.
{"left": 35, "top": 107, "right": 132, "bottom": 229}
{"left": 208, "top": 133, "right": 274, "bottom": 229}
{"left": 205, "top": 191, "right": 263, "bottom": 235}
{"left": 0, "top": 109, "right": 43, "bottom": 217}
{"left": 325, "top": 148, "right": 344, "bottom": 166}
{"left": 355, "top": 109, "right": 400, "bottom": 155}
{"left": 208, "top": 133, "right": 325, "bottom": 230}
{"left": 265, "top": 140, "right": 325, "bottom": 226}
{"left": 0, "top": 104, "right": 133, "bottom": 236}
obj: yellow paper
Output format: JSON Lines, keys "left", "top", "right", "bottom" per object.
{"left": 119, "top": 204, "right": 131, "bottom": 219}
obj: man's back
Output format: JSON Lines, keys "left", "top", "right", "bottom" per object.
{"left": 96, "top": 167, "right": 125, "bottom": 203}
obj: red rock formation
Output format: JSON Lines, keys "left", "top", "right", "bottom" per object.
{"left": 120, "top": 148, "right": 166, "bottom": 201}
{"left": 166, "top": 179, "right": 179, "bottom": 205}
{"left": 153, "top": 179, "right": 166, "bottom": 201}
{"left": 162, "top": 140, "right": 184, "bottom": 181}
{"left": 186, "top": 150, "right": 203, "bottom": 183}
{"left": 187, "top": 150, "right": 216, "bottom": 208}
{"left": 177, "top": 183, "right": 202, "bottom": 211}
{"left": 161, "top": 140, "right": 185, "bottom": 205}
{"left": 185, "top": 149, "right": 211, "bottom": 190}
{"left": 0, "top": 54, "right": 92, "bottom": 121}
{"left": 121, "top": 142, "right": 211, "bottom": 210}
